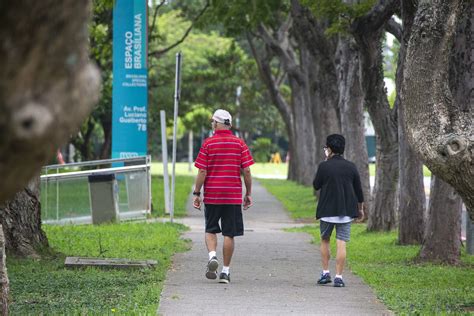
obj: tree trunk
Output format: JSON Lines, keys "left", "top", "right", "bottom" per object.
{"left": 287, "top": 73, "right": 318, "bottom": 185}
{"left": 398, "top": 0, "right": 426, "bottom": 245}
{"left": 291, "top": 0, "right": 341, "bottom": 171}
{"left": 335, "top": 36, "right": 371, "bottom": 212}
{"left": 352, "top": 1, "right": 400, "bottom": 231}
{"left": 398, "top": 131, "right": 425, "bottom": 243}
{"left": 419, "top": 176, "right": 462, "bottom": 264}
{"left": 402, "top": 1, "right": 474, "bottom": 217}
{"left": 248, "top": 20, "right": 321, "bottom": 185}
{"left": 0, "top": 225, "right": 8, "bottom": 316}
{"left": 0, "top": 179, "right": 48, "bottom": 258}
{"left": 0, "top": 1, "right": 100, "bottom": 203}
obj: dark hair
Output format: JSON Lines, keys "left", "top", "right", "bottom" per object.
{"left": 326, "top": 134, "right": 345, "bottom": 154}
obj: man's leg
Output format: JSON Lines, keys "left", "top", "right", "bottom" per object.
{"left": 223, "top": 236, "right": 234, "bottom": 267}
{"left": 335, "top": 239, "right": 346, "bottom": 275}
{"left": 204, "top": 205, "right": 220, "bottom": 280}
{"left": 205, "top": 233, "right": 219, "bottom": 279}
{"left": 219, "top": 205, "right": 242, "bottom": 283}
{"left": 205, "top": 232, "right": 217, "bottom": 253}
{"left": 218, "top": 236, "right": 234, "bottom": 284}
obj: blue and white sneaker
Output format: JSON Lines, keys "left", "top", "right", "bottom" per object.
{"left": 205, "top": 256, "right": 218, "bottom": 279}
{"left": 219, "top": 272, "right": 230, "bottom": 284}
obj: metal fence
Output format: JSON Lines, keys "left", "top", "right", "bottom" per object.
{"left": 40, "top": 156, "right": 151, "bottom": 225}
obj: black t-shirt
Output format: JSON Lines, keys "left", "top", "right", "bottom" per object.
{"left": 313, "top": 155, "right": 364, "bottom": 219}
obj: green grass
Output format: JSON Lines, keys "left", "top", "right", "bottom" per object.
{"left": 151, "top": 175, "right": 194, "bottom": 217}
{"left": 248, "top": 163, "right": 288, "bottom": 178}
{"left": 151, "top": 162, "right": 288, "bottom": 178}
{"left": 369, "top": 164, "right": 432, "bottom": 177}
{"left": 8, "top": 222, "right": 189, "bottom": 315}
{"left": 152, "top": 162, "right": 431, "bottom": 179}
{"left": 258, "top": 179, "right": 316, "bottom": 220}
{"left": 260, "top": 179, "right": 474, "bottom": 314}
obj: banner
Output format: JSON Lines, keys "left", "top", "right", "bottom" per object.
{"left": 112, "top": 0, "right": 148, "bottom": 159}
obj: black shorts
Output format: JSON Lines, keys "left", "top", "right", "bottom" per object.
{"left": 204, "top": 204, "right": 244, "bottom": 237}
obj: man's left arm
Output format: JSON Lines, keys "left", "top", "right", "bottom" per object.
{"left": 193, "top": 143, "right": 208, "bottom": 209}
{"left": 193, "top": 168, "right": 207, "bottom": 209}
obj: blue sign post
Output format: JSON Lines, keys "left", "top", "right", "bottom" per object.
{"left": 112, "top": 0, "right": 148, "bottom": 159}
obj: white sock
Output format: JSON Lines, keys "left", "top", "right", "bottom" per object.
{"left": 222, "top": 266, "right": 230, "bottom": 275}
{"left": 335, "top": 274, "right": 343, "bottom": 279}
{"left": 209, "top": 251, "right": 216, "bottom": 260}
{"left": 323, "top": 270, "right": 330, "bottom": 274}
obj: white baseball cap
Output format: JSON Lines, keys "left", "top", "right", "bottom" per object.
{"left": 212, "top": 109, "right": 232, "bottom": 126}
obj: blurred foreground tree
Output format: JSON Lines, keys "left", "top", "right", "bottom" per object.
{"left": 0, "top": 1, "right": 100, "bottom": 314}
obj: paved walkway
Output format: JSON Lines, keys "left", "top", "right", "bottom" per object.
{"left": 158, "top": 181, "right": 391, "bottom": 315}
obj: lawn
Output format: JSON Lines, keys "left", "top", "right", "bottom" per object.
{"left": 151, "top": 162, "right": 288, "bottom": 178}
{"left": 151, "top": 175, "right": 194, "bottom": 217}
{"left": 11, "top": 172, "right": 196, "bottom": 314}
{"left": 258, "top": 178, "right": 316, "bottom": 220}
{"left": 260, "top": 179, "right": 474, "bottom": 314}
{"left": 7, "top": 222, "right": 189, "bottom": 315}
{"left": 152, "top": 162, "right": 432, "bottom": 178}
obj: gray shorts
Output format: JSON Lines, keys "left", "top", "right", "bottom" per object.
{"left": 320, "top": 220, "right": 351, "bottom": 242}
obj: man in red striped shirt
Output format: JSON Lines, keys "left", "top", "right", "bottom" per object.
{"left": 193, "top": 109, "right": 254, "bottom": 284}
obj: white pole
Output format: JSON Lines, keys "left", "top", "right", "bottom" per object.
{"left": 160, "top": 110, "right": 170, "bottom": 215}
{"left": 147, "top": 155, "right": 152, "bottom": 215}
{"left": 188, "top": 130, "right": 193, "bottom": 172}
{"left": 170, "top": 52, "right": 182, "bottom": 223}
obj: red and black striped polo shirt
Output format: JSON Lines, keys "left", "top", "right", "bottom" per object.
{"left": 194, "top": 130, "right": 254, "bottom": 205}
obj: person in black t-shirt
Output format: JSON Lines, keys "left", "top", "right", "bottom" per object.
{"left": 313, "top": 134, "right": 365, "bottom": 287}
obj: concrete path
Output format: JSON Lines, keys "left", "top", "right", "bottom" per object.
{"left": 158, "top": 181, "right": 391, "bottom": 315}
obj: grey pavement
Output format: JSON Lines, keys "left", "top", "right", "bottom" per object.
{"left": 158, "top": 180, "right": 391, "bottom": 315}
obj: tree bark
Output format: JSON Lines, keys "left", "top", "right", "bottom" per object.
{"left": 0, "top": 1, "right": 100, "bottom": 203}
{"left": 0, "top": 225, "right": 8, "bottom": 316}
{"left": 402, "top": 0, "right": 474, "bottom": 217}
{"left": 335, "top": 36, "right": 371, "bottom": 212}
{"left": 398, "top": 0, "right": 426, "bottom": 245}
{"left": 250, "top": 2, "right": 342, "bottom": 185}
{"left": 352, "top": 0, "right": 400, "bottom": 231}
{"left": 291, "top": 0, "right": 341, "bottom": 168}
{"left": 0, "top": 179, "right": 48, "bottom": 258}
{"left": 419, "top": 176, "right": 462, "bottom": 264}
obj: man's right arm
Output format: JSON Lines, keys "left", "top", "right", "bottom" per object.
{"left": 242, "top": 167, "right": 252, "bottom": 209}
{"left": 194, "top": 168, "right": 207, "bottom": 193}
